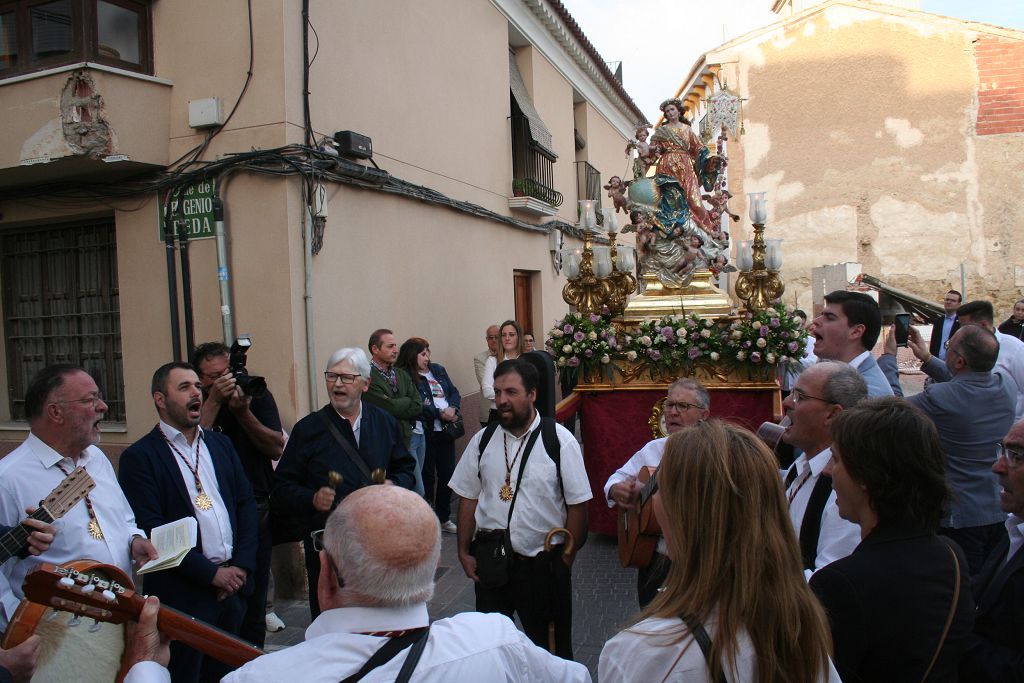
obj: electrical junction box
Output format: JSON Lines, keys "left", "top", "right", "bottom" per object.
{"left": 333, "top": 130, "right": 373, "bottom": 159}
{"left": 189, "top": 98, "right": 224, "bottom": 129}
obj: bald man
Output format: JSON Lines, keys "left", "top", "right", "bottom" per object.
{"left": 122, "top": 486, "right": 591, "bottom": 682}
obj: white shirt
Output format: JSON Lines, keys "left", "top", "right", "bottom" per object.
{"left": 994, "top": 331, "right": 1024, "bottom": 421}
{"left": 481, "top": 355, "right": 498, "bottom": 402}
{"left": 158, "top": 421, "right": 233, "bottom": 564}
{"left": 0, "top": 433, "right": 145, "bottom": 628}
{"left": 474, "top": 349, "right": 495, "bottom": 416}
{"left": 423, "top": 370, "right": 449, "bottom": 431}
{"left": 604, "top": 437, "right": 668, "bottom": 555}
{"left": 783, "top": 447, "right": 861, "bottom": 579}
{"left": 449, "top": 412, "right": 593, "bottom": 557}
{"left": 599, "top": 614, "right": 841, "bottom": 682}
{"left": 123, "top": 604, "right": 591, "bottom": 683}
{"left": 1006, "top": 513, "right": 1024, "bottom": 566}
{"left": 939, "top": 314, "right": 957, "bottom": 360}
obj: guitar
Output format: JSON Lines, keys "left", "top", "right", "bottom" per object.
{"left": 0, "top": 466, "right": 95, "bottom": 564}
{"left": 616, "top": 466, "right": 662, "bottom": 568}
{"left": 21, "top": 562, "right": 264, "bottom": 669}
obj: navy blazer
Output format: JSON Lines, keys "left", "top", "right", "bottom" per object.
{"left": 960, "top": 533, "right": 1024, "bottom": 681}
{"left": 118, "top": 427, "right": 258, "bottom": 598}
{"left": 272, "top": 401, "right": 416, "bottom": 534}
{"left": 413, "top": 362, "right": 462, "bottom": 425}
{"left": 810, "top": 524, "right": 974, "bottom": 683}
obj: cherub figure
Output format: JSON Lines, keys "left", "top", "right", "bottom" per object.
{"left": 604, "top": 175, "right": 629, "bottom": 213}
{"left": 622, "top": 209, "right": 655, "bottom": 254}
{"left": 702, "top": 187, "right": 740, "bottom": 224}
{"left": 709, "top": 254, "right": 738, "bottom": 278}
{"left": 625, "top": 124, "right": 654, "bottom": 180}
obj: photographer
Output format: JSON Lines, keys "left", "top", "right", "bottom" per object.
{"left": 193, "top": 339, "right": 284, "bottom": 649}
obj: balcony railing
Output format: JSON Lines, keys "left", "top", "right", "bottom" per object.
{"left": 511, "top": 115, "right": 563, "bottom": 207}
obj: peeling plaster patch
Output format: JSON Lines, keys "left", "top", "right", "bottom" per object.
{"left": 21, "top": 118, "right": 74, "bottom": 162}
{"left": 870, "top": 196, "right": 968, "bottom": 278}
{"left": 751, "top": 170, "right": 805, "bottom": 206}
{"left": 829, "top": 130, "right": 854, "bottom": 145}
{"left": 742, "top": 121, "right": 771, "bottom": 172}
{"left": 920, "top": 160, "right": 970, "bottom": 184}
{"left": 59, "top": 70, "right": 113, "bottom": 158}
{"left": 884, "top": 118, "right": 923, "bottom": 148}
{"left": 775, "top": 206, "right": 859, "bottom": 276}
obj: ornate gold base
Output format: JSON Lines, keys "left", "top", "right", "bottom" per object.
{"left": 619, "top": 269, "right": 733, "bottom": 324}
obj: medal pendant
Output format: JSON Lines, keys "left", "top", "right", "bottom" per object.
{"left": 498, "top": 483, "right": 513, "bottom": 502}
{"left": 195, "top": 493, "right": 213, "bottom": 511}
{"left": 88, "top": 518, "right": 104, "bottom": 540}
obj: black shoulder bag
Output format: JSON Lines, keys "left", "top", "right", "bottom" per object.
{"left": 471, "top": 427, "right": 543, "bottom": 588}
{"left": 680, "top": 614, "right": 728, "bottom": 683}
{"left": 317, "top": 410, "right": 375, "bottom": 484}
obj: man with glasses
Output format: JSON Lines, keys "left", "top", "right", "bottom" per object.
{"left": 930, "top": 289, "right": 962, "bottom": 361}
{"left": 272, "top": 347, "right": 415, "bottom": 618}
{"left": 780, "top": 361, "right": 867, "bottom": 578}
{"left": 0, "top": 364, "right": 157, "bottom": 631}
{"left": 604, "top": 378, "right": 710, "bottom": 605}
{"left": 884, "top": 325, "right": 1015, "bottom": 575}
{"left": 474, "top": 324, "right": 500, "bottom": 428}
{"left": 960, "top": 420, "right": 1024, "bottom": 681}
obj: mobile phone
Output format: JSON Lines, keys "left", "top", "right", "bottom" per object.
{"left": 894, "top": 313, "right": 911, "bottom": 347}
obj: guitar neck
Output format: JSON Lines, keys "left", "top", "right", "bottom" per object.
{"left": 154, "top": 601, "right": 264, "bottom": 667}
{"left": 0, "top": 507, "right": 54, "bottom": 565}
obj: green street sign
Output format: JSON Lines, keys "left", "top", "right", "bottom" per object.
{"left": 158, "top": 180, "right": 216, "bottom": 241}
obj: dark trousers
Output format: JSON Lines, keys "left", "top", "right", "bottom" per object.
{"left": 474, "top": 547, "right": 574, "bottom": 660}
{"left": 302, "top": 536, "right": 322, "bottom": 619}
{"left": 167, "top": 591, "right": 245, "bottom": 683}
{"left": 423, "top": 430, "right": 456, "bottom": 523}
{"left": 938, "top": 523, "right": 1007, "bottom": 577}
{"left": 239, "top": 502, "right": 272, "bottom": 648}
{"left": 637, "top": 552, "right": 671, "bottom": 608}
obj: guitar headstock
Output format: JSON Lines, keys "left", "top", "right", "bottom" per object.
{"left": 22, "top": 563, "right": 142, "bottom": 625}
{"left": 41, "top": 467, "right": 96, "bottom": 520}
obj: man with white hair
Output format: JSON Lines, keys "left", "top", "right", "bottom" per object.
{"left": 272, "top": 347, "right": 416, "bottom": 618}
{"left": 122, "top": 486, "right": 590, "bottom": 682}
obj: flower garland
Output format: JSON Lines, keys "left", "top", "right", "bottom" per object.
{"left": 546, "top": 310, "right": 618, "bottom": 379}
{"left": 724, "top": 303, "right": 809, "bottom": 371}
{"left": 624, "top": 314, "right": 723, "bottom": 376}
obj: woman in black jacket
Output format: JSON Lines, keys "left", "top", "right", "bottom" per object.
{"left": 998, "top": 299, "right": 1024, "bottom": 340}
{"left": 809, "top": 397, "right": 974, "bottom": 683}
{"left": 398, "top": 337, "right": 462, "bottom": 533}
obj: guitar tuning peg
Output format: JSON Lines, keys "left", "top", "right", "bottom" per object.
{"left": 101, "top": 589, "right": 116, "bottom": 603}
{"left": 67, "top": 615, "right": 81, "bottom": 627}
{"left": 88, "top": 620, "right": 102, "bottom": 633}
{"left": 44, "top": 610, "right": 59, "bottom": 622}
{"left": 59, "top": 577, "right": 75, "bottom": 588}
{"left": 81, "top": 584, "right": 96, "bottom": 594}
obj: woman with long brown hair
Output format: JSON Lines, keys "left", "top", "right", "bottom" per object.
{"left": 600, "top": 420, "right": 839, "bottom": 682}
{"left": 480, "top": 320, "right": 526, "bottom": 424}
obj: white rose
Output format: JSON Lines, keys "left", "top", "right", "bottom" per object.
{"left": 766, "top": 353, "right": 776, "bottom": 363}
{"left": 731, "top": 330, "right": 742, "bottom": 340}
{"left": 710, "top": 352, "right": 720, "bottom": 361}
{"left": 557, "top": 357, "right": 566, "bottom": 366}
{"left": 700, "top": 329, "right": 711, "bottom": 338}
{"left": 588, "top": 331, "right": 598, "bottom": 341}
{"left": 676, "top": 327, "right": 687, "bottom": 337}
{"left": 601, "top": 355, "right": 610, "bottom": 364}
{"left": 641, "top": 335, "right": 652, "bottom": 346}
{"left": 756, "top": 337, "right": 767, "bottom": 348}
{"left": 626, "top": 350, "right": 638, "bottom": 361}
{"left": 562, "top": 345, "right": 573, "bottom": 353}
{"left": 552, "top": 329, "right": 563, "bottom": 338}
{"left": 736, "top": 350, "right": 747, "bottom": 360}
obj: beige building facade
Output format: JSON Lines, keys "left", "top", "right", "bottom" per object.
{"left": 0, "top": 0, "right": 643, "bottom": 452}
{"left": 672, "top": 0, "right": 1024, "bottom": 315}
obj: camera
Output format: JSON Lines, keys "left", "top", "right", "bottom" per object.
{"left": 229, "top": 335, "right": 268, "bottom": 398}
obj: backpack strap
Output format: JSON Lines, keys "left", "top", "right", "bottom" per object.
{"left": 540, "top": 417, "right": 565, "bottom": 505}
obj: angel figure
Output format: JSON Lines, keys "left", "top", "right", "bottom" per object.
{"left": 625, "top": 124, "right": 653, "bottom": 180}
{"left": 604, "top": 176, "right": 629, "bottom": 213}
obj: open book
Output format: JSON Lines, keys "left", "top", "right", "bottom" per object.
{"left": 137, "top": 517, "right": 198, "bottom": 575}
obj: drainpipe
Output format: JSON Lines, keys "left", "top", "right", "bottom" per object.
{"left": 177, "top": 217, "right": 196, "bottom": 356}
{"left": 303, "top": 204, "right": 318, "bottom": 411}
{"left": 163, "top": 196, "right": 182, "bottom": 362}
{"left": 212, "top": 196, "right": 235, "bottom": 343}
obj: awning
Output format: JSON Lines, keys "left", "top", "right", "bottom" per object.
{"left": 509, "top": 52, "right": 557, "bottom": 159}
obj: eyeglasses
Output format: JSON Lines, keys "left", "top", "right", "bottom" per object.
{"left": 52, "top": 393, "right": 105, "bottom": 409}
{"left": 325, "top": 372, "right": 361, "bottom": 384}
{"left": 310, "top": 528, "right": 326, "bottom": 551}
{"left": 998, "top": 442, "right": 1024, "bottom": 468}
{"left": 485, "top": 335, "right": 498, "bottom": 341}
{"left": 664, "top": 400, "right": 702, "bottom": 413}
{"left": 791, "top": 388, "right": 834, "bottom": 405}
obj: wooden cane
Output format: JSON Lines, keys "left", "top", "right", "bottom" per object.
{"left": 544, "top": 527, "right": 575, "bottom": 654}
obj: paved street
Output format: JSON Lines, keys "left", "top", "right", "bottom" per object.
{"left": 266, "top": 528, "right": 638, "bottom": 680}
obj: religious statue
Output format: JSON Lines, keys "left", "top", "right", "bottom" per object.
{"left": 649, "top": 98, "right": 718, "bottom": 235}
{"left": 624, "top": 124, "right": 653, "bottom": 180}
{"left": 604, "top": 176, "right": 628, "bottom": 213}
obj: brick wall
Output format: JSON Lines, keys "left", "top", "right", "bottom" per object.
{"left": 975, "top": 35, "right": 1024, "bottom": 136}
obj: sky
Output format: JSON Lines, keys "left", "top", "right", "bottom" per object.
{"left": 559, "top": 0, "right": 1024, "bottom": 123}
